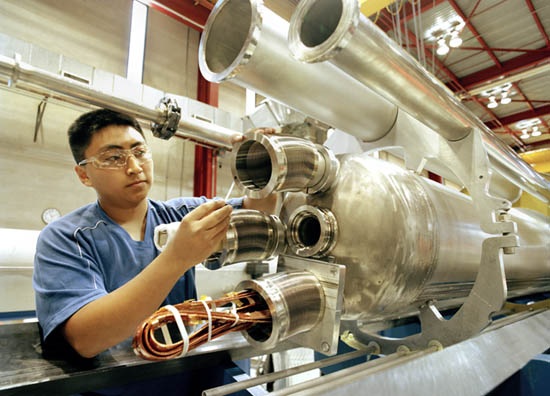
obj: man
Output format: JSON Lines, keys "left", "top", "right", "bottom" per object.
{"left": 33, "top": 109, "right": 277, "bottom": 363}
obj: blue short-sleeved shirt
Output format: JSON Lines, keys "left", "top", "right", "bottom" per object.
{"left": 33, "top": 196, "right": 243, "bottom": 342}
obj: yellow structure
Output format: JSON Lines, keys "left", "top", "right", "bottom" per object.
{"left": 514, "top": 149, "right": 550, "bottom": 215}
{"left": 359, "top": 0, "right": 397, "bottom": 17}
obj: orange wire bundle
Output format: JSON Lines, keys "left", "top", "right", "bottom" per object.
{"left": 133, "top": 290, "right": 271, "bottom": 361}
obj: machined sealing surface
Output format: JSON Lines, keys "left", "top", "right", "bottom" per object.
{"left": 231, "top": 131, "right": 339, "bottom": 199}
{"left": 287, "top": 205, "right": 338, "bottom": 258}
{"left": 238, "top": 270, "right": 325, "bottom": 350}
{"left": 219, "top": 209, "right": 286, "bottom": 266}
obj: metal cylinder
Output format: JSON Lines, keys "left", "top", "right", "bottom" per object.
{"left": 217, "top": 209, "right": 286, "bottom": 266}
{"left": 237, "top": 270, "right": 325, "bottom": 350}
{"left": 232, "top": 130, "right": 339, "bottom": 199}
{"left": 198, "top": 0, "right": 398, "bottom": 142}
{"left": 0, "top": 55, "right": 237, "bottom": 149}
{"left": 281, "top": 154, "right": 550, "bottom": 321}
{"left": 287, "top": 0, "right": 550, "bottom": 201}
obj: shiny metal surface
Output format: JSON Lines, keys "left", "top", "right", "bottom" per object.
{"left": 286, "top": 205, "right": 338, "bottom": 258}
{"left": 203, "top": 349, "right": 373, "bottom": 396}
{"left": 198, "top": 0, "right": 398, "bottom": 142}
{"left": 288, "top": 0, "right": 550, "bottom": 201}
{"left": 0, "top": 54, "right": 237, "bottom": 149}
{"left": 0, "top": 321, "right": 296, "bottom": 395}
{"left": 317, "top": 310, "right": 550, "bottom": 396}
{"left": 219, "top": 209, "right": 286, "bottom": 266}
{"left": 278, "top": 255, "right": 346, "bottom": 355}
{"left": 238, "top": 270, "right": 325, "bottom": 350}
{"left": 232, "top": 130, "right": 339, "bottom": 199}
{"left": 281, "top": 154, "right": 550, "bottom": 321}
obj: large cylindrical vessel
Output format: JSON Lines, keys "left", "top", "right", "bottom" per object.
{"left": 279, "top": 155, "right": 550, "bottom": 320}
{"left": 198, "top": 0, "right": 398, "bottom": 142}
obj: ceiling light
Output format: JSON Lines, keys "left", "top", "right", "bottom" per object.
{"left": 449, "top": 31, "right": 462, "bottom": 48}
{"left": 436, "top": 39, "right": 449, "bottom": 55}
{"left": 501, "top": 97, "right": 512, "bottom": 105}
{"left": 532, "top": 130, "right": 542, "bottom": 137}
{"left": 487, "top": 96, "right": 498, "bottom": 108}
{"left": 520, "top": 131, "right": 530, "bottom": 139}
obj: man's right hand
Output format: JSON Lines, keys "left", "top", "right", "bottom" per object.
{"left": 162, "top": 200, "right": 232, "bottom": 275}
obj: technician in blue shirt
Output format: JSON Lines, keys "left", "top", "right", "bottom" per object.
{"left": 33, "top": 108, "right": 278, "bottom": 360}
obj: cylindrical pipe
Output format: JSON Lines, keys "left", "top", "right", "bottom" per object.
{"left": 238, "top": 270, "right": 325, "bottom": 350}
{"left": 281, "top": 154, "right": 550, "bottom": 320}
{"left": 198, "top": 0, "right": 398, "bottom": 142}
{"left": 217, "top": 209, "right": 286, "bottom": 266}
{"left": 287, "top": 0, "right": 550, "bottom": 201}
{"left": 202, "top": 349, "right": 374, "bottom": 396}
{"left": 231, "top": 130, "right": 339, "bottom": 199}
{"left": 0, "top": 55, "right": 237, "bottom": 149}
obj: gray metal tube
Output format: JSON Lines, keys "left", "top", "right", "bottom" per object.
{"left": 198, "top": 0, "right": 398, "bottom": 142}
{"left": 0, "top": 54, "right": 237, "bottom": 149}
{"left": 288, "top": 0, "right": 550, "bottom": 201}
{"left": 202, "top": 349, "right": 374, "bottom": 396}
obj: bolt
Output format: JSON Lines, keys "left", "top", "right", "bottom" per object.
{"left": 321, "top": 342, "right": 330, "bottom": 353}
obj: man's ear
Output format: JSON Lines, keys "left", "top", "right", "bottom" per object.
{"left": 74, "top": 165, "right": 93, "bottom": 187}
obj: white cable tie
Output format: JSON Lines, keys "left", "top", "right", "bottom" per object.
{"left": 230, "top": 302, "right": 239, "bottom": 328}
{"left": 164, "top": 305, "right": 189, "bottom": 357}
{"left": 199, "top": 300, "right": 213, "bottom": 343}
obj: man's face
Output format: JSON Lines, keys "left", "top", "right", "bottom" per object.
{"left": 75, "top": 125, "right": 154, "bottom": 210}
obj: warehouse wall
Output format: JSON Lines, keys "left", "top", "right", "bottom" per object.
{"left": 0, "top": 0, "right": 249, "bottom": 232}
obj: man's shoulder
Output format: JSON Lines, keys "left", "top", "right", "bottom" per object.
{"left": 39, "top": 203, "right": 103, "bottom": 241}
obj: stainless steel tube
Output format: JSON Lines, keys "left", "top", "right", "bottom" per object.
{"left": 0, "top": 55, "right": 237, "bottom": 149}
{"left": 202, "top": 349, "right": 374, "bottom": 396}
{"left": 238, "top": 270, "right": 325, "bottom": 350}
{"left": 281, "top": 154, "right": 550, "bottom": 321}
{"left": 217, "top": 209, "right": 286, "bottom": 266}
{"left": 288, "top": 0, "right": 550, "bottom": 201}
{"left": 198, "top": 0, "right": 398, "bottom": 142}
{"left": 232, "top": 130, "right": 339, "bottom": 199}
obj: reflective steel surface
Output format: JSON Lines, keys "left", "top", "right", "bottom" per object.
{"left": 198, "top": 0, "right": 398, "bottom": 142}
{"left": 238, "top": 270, "right": 325, "bottom": 350}
{"left": 280, "top": 154, "right": 550, "bottom": 320}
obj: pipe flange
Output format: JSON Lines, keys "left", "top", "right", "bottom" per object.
{"left": 287, "top": 205, "right": 338, "bottom": 258}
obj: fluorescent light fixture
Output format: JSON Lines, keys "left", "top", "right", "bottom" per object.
{"left": 127, "top": 0, "right": 148, "bottom": 83}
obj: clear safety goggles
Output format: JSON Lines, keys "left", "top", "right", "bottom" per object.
{"left": 78, "top": 145, "right": 152, "bottom": 170}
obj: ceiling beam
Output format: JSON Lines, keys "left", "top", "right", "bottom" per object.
{"left": 150, "top": 0, "right": 211, "bottom": 32}
{"left": 525, "top": 0, "right": 550, "bottom": 47}
{"left": 451, "top": 49, "right": 550, "bottom": 91}
{"left": 485, "top": 105, "right": 550, "bottom": 128}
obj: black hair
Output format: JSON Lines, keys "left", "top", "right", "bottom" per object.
{"left": 68, "top": 109, "right": 144, "bottom": 163}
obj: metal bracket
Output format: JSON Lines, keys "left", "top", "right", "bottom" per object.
{"left": 278, "top": 254, "right": 346, "bottom": 355}
{"left": 351, "top": 115, "right": 519, "bottom": 353}
{"left": 151, "top": 96, "right": 182, "bottom": 140}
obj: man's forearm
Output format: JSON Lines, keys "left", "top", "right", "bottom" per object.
{"left": 62, "top": 253, "right": 186, "bottom": 358}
